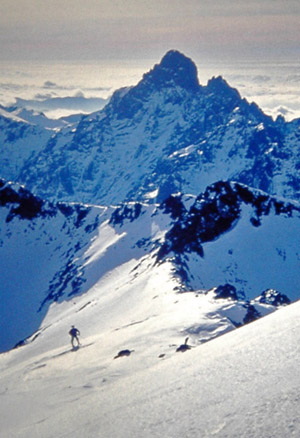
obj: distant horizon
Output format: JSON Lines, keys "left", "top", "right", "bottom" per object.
{"left": 1, "top": 47, "right": 299, "bottom": 64}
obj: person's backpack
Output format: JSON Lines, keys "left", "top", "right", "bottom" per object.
{"left": 69, "top": 328, "right": 77, "bottom": 337}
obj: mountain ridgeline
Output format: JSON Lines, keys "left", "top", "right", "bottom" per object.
{"left": 0, "top": 50, "right": 299, "bottom": 205}
{"left": 1, "top": 177, "right": 299, "bottom": 351}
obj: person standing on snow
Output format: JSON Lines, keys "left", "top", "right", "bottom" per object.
{"left": 69, "top": 325, "right": 80, "bottom": 348}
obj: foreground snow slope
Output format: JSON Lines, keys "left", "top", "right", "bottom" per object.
{"left": 1, "top": 296, "right": 300, "bottom": 438}
{"left": 1, "top": 179, "right": 298, "bottom": 352}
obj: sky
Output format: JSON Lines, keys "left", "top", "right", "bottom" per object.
{"left": 0, "top": 0, "right": 299, "bottom": 62}
{"left": 0, "top": 0, "right": 299, "bottom": 121}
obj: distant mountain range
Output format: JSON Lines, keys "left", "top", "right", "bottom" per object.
{"left": 14, "top": 95, "right": 108, "bottom": 114}
{"left": 0, "top": 50, "right": 299, "bottom": 205}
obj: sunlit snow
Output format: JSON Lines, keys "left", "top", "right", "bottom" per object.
{"left": 1, "top": 288, "right": 300, "bottom": 437}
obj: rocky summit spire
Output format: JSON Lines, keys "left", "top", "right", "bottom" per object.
{"left": 108, "top": 50, "right": 200, "bottom": 118}
{"left": 141, "top": 50, "right": 200, "bottom": 92}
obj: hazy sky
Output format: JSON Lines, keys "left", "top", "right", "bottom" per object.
{"left": 0, "top": 0, "right": 299, "bottom": 62}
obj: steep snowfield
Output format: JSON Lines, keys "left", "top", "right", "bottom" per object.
{"left": 1, "top": 177, "right": 300, "bottom": 438}
{"left": 1, "top": 180, "right": 299, "bottom": 352}
{"left": 0, "top": 180, "right": 109, "bottom": 351}
{"left": 1, "top": 290, "right": 300, "bottom": 438}
{"left": 0, "top": 109, "right": 53, "bottom": 182}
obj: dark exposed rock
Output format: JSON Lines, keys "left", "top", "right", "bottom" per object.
{"left": 3, "top": 50, "right": 299, "bottom": 206}
{"left": 157, "top": 181, "right": 300, "bottom": 263}
{"left": 243, "top": 304, "right": 261, "bottom": 324}
{"left": 176, "top": 337, "right": 192, "bottom": 352}
{"left": 160, "top": 194, "right": 187, "bottom": 221}
{"left": 0, "top": 179, "right": 55, "bottom": 222}
{"left": 114, "top": 349, "right": 134, "bottom": 359}
{"left": 145, "top": 50, "right": 200, "bottom": 92}
{"left": 110, "top": 202, "right": 143, "bottom": 226}
{"left": 255, "top": 289, "right": 291, "bottom": 307}
{"left": 157, "top": 181, "right": 241, "bottom": 261}
{"left": 214, "top": 284, "right": 238, "bottom": 301}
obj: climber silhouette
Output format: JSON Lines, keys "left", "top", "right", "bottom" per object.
{"left": 69, "top": 325, "right": 80, "bottom": 348}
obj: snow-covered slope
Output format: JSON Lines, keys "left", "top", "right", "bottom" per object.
{"left": 4, "top": 106, "right": 78, "bottom": 130}
{"left": 0, "top": 103, "right": 83, "bottom": 186}
{"left": 3, "top": 50, "right": 298, "bottom": 205}
{"left": 1, "top": 285, "right": 300, "bottom": 438}
{"left": 157, "top": 181, "right": 300, "bottom": 301}
{"left": 0, "top": 179, "right": 107, "bottom": 351}
{"left": 0, "top": 107, "right": 54, "bottom": 182}
{"left": 1, "top": 179, "right": 298, "bottom": 353}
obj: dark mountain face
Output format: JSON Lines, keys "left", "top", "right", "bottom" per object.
{"left": 142, "top": 50, "right": 200, "bottom": 92}
{"left": 108, "top": 50, "right": 200, "bottom": 120}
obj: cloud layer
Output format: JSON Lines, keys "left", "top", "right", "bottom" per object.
{"left": 0, "top": 57, "right": 299, "bottom": 121}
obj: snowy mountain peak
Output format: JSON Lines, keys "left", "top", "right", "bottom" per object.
{"left": 107, "top": 50, "right": 200, "bottom": 119}
{"left": 2, "top": 50, "right": 300, "bottom": 205}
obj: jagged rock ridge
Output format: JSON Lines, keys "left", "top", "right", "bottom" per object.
{"left": 156, "top": 181, "right": 300, "bottom": 298}
{"left": 1, "top": 179, "right": 300, "bottom": 351}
